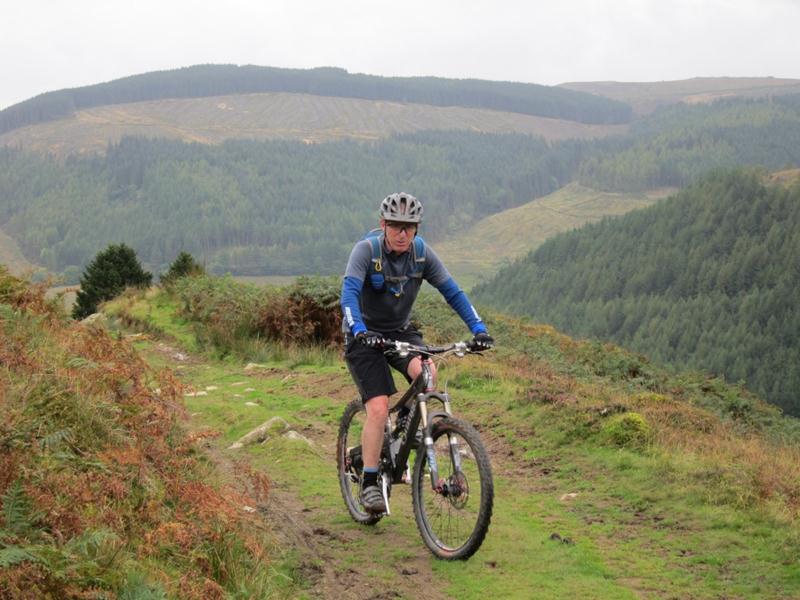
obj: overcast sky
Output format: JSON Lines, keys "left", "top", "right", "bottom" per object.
{"left": 2, "top": 0, "right": 799, "bottom": 110}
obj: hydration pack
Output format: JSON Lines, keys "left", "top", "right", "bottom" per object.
{"left": 362, "top": 228, "right": 426, "bottom": 296}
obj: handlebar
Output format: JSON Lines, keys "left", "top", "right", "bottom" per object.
{"left": 382, "top": 339, "right": 487, "bottom": 358}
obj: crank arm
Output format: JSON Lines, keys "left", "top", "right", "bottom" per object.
{"left": 381, "top": 473, "right": 391, "bottom": 515}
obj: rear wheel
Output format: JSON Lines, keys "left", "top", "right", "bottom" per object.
{"left": 337, "top": 398, "right": 382, "bottom": 525}
{"left": 412, "top": 417, "right": 493, "bottom": 559}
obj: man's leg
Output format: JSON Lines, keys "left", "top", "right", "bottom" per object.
{"left": 362, "top": 394, "right": 389, "bottom": 468}
{"left": 360, "top": 394, "right": 389, "bottom": 513}
{"left": 343, "top": 337, "right": 396, "bottom": 513}
{"left": 407, "top": 356, "right": 437, "bottom": 384}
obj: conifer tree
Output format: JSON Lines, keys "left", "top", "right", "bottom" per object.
{"left": 73, "top": 243, "right": 151, "bottom": 319}
{"left": 160, "top": 251, "right": 205, "bottom": 286}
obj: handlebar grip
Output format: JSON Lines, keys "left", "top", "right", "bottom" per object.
{"left": 465, "top": 339, "right": 493, "bottom": 352}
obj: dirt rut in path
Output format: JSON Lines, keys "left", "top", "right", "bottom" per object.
{"left": 261, "top": 484, "right": 451, "bottom": 600}
{"left": 147, "top": 338, "right": 452, "bottom": 600}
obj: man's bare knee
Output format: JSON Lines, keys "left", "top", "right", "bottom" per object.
{"left": 365, "top": 395, "right": 389, "bottom": 421}
{"left": 407, "top": 357, "right": 436, "bottom": 383}
{"left": 407, "top": 357, "right": 422, "bottom": 380}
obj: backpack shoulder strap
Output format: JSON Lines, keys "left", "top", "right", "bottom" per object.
{"left": 413, "top": 236, "right": 426, "bottom": 261}
{"left": 365, "top": 229, "right": 384, "bottom": 273}
{"left": 410, "top": 236, "right": 426, "bottom": 277}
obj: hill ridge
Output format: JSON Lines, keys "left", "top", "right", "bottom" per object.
{"left": 0, "top": 63, "right": 632, "bottom": 136}
{"left": 560, "top": 76, "right": 800, "bottom": 115}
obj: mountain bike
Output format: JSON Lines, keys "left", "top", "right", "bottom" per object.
{"left": 337, "top": 339, "right": 494, "bottom": 560}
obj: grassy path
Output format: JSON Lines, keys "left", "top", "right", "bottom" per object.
{"left": 130, "top": 337, "right": 639, "bottom": 599}
{"left": 114, "top": 292, "right": 800, "bottom": 599}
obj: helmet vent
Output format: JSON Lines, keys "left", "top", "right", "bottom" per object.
{"left": 379, "top": 192, "right": 423, "bottom": 223}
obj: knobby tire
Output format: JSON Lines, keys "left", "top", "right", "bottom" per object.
{"left": 411, "top": 417, "right": 493, "bottom": 560}
{"left": 337, "top": 398, "right": 382, "bottom": 525}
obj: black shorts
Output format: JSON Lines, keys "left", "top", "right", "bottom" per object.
{"left": 344, "top": 326, "right": 424, "bottom": 401}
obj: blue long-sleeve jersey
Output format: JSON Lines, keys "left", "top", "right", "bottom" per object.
{"left": 340, "top": 237, "right": 486, "bottom": 336}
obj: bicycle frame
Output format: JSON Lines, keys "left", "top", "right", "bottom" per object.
{"left": 340, "top": 338, "right": 494, "bottom": 557}
{"left": 383, "top": 356, "right": 460, "bottom": 491}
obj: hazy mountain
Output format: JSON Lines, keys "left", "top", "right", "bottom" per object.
{"left": 560, "top": 76, "right": 800, "bottom": 115}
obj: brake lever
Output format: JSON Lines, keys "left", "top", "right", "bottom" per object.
{"left": 393, "top": 341, "right": 411, "bottom": 357}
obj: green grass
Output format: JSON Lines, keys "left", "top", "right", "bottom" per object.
{"left": 433, "top": 478, "right": 639, "bottom": 600}
{"left": 435, "top": 182, "right": 675, "bottom": 288}
{"left": 106, "top": 286, "right": 800, "bottom": 599}
{"left": 105, "top": 289, "right": 199, "bottom": 351}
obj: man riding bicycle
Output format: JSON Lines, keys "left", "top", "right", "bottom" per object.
{"left": 340, "top": 192, "right": 493, "bottom": 513}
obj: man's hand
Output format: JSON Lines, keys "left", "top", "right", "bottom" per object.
{"left": 356, "top": 330, "right": 386, "bottom": 349}
{"left": 471, "top": 332, "right": 494, "bottom": 350}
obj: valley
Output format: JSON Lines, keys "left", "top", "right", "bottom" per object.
{"left": 435, "top": 183, "right": 675, "bottom": 288}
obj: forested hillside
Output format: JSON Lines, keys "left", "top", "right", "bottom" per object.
{"left": 0, "top": 132, "right": 590, "bottom": 276}
{"left": 579, "top": 95, "right": 800, "bottom": 191}
{"left": 0, "top": 64, "right": 632, "bottom": 135}
{"left": 473, "top": 170, "right": 800, "bottom": 416}
{"left": 2, "top": 94, "right": 800, "bottom": 281}
{"left": 434, "top": 183, "right": 672, "bottom": 286}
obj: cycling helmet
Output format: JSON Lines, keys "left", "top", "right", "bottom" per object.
{"left": 379, "top": 193, "right": 423, "bottom": 224}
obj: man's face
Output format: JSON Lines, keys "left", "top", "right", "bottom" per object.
{"left": 381, "top": 219, "right": 417, "bottom": 253}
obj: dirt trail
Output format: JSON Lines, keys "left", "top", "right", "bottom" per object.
{"left": 148, "top": 340, "right": 451, "bottom": 600}
{"left": 263, "top": 486, "right": 450, "bottom": 600}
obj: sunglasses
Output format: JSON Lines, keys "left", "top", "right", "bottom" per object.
{"left": 385, "top": 222, "right": 418, "bottom": 233}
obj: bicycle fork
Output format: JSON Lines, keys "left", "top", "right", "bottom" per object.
{"left": 418, "top": 392, "right": 462, "bottom": 493}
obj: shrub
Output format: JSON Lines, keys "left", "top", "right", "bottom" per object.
{"left": 255, "top": 276, "right": 342, "bottom": 345}
{"left": 73, "top": 244, "right": 152, "bottom": 319}
{"left": 1, "top": 274, "right": 278, "bottom": 598}
{"left": 172, "top": 274, "right": 342, "bottom": 354}
{"left": 601, "top": 412, "right": 652, "bottom": 450}
{"left": 575, "top": 340, "right": 656, "bottom": 384}
{"left": 0, "top": 266, "right": 62, "bottom": 319}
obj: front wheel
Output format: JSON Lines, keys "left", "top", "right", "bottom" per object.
{"left": 412, "top": 417, "right": 493, "bottom": 559}
{"left": 337, "top": 398, "right": 382, "bottom": 525}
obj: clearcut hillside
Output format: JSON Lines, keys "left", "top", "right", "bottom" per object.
{"left": 0, "top": 92, "right": 627, "bottom": 157}
{"left": 0, "top": 64, "right": 632, "bottom": 137}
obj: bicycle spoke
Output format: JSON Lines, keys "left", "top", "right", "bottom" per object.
{"left": 418, "top": 425, "right": 484, "bottom": 551}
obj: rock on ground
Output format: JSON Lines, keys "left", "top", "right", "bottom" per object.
{"left": 283, "top": 430, "right": 313, "bottom": 446}
{"left": 228, "top": 416, "right": 290, "bottom": 449}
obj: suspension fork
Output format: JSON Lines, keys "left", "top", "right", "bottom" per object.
{"left": 440, "top": 395, "right": 464, "bottom": 476}
{"left": 418, "top": 394, "right": 440, "bottom": 490}
{"left": 417, "top": 382, "right": 461, "bottom": 493}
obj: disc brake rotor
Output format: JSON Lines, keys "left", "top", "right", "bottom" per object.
{"left": 446, "top": 471, "right": 469, "bottom": 509}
